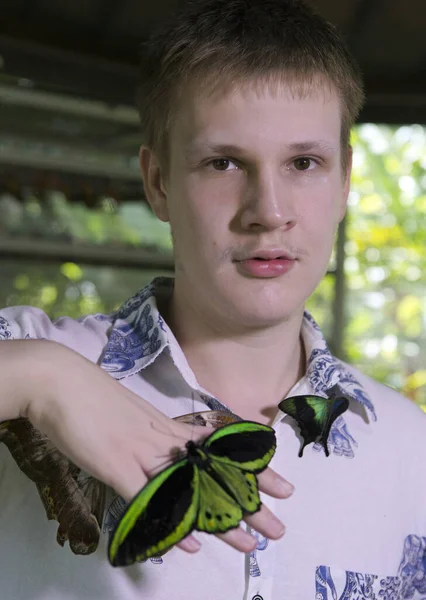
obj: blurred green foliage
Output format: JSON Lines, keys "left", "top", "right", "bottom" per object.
{"left": 0, "top": 124, "right": 425, "bottom": 406}
{"left": 308, "top": 124, "right": 426, "bottom": 405}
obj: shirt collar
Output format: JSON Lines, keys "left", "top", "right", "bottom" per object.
{"left": 99, "top": 277, "right": 375, "bottom": 420}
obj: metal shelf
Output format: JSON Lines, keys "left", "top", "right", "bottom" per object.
{"left": 0, "top": 237, "right": 174, "bottom": 270}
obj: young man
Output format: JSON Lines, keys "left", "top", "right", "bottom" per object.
{"left": 1, "top": 0, "right": 425, "bottom": 598}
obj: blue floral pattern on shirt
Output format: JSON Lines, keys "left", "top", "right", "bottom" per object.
{"left": 306, "top": 348, "right": 376, "bottom": 421}
{"left": 0, "top": 316, "right": 12, "bottom": 340}
{"left": 313, "top": 415, "right": 358, "bottom": 458}
{"left": 315, "top": 535, "right": 426, "bottom": 599}
{"left": 112, "top": 277, "right": 172, "bottom": 322}
{"left": 101, "top": 303, "right": 162, "bottom": 374}
{"left": 249, "top": 531, "right": 269, "bottom": 577}
{"left": 297, "top": 314, "right": 376, "bottom": 458}
{"left": 113, "top": 281, "right": 157, "bottom": 321}
{"left": 398, "top": 535, "right": 426, "bottom": 597}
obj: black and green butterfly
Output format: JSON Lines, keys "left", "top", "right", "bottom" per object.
{"left": 108, "top": 420, "right": 276, "bottom": 567}
{"left": 278, "top": 385, "right": 349, "bottom": 457}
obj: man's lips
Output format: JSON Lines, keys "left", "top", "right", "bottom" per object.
{"left": 235, "top": 255, "right": 296, "bottom": 277}
{"left": 233, "top": 249, "right": 296, "bottom": 262}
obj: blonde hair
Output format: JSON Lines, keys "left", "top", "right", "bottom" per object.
{"left": 137, "top": 0, "right": 365, "bottom": 174}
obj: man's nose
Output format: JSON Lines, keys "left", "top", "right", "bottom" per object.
{"left": 239, "top": 167, "right": 297, "bottom": 232}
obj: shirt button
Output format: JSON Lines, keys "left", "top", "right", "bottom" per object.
{"left": 252, "top": 596, "right": 263, "bottom": 600}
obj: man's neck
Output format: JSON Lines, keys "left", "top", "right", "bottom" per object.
{"left": 159, "top": 289, "right": 307, "bottom": 424}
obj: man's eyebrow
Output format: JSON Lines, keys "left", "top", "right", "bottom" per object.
{"left": 183, "top": 142, "right": 246, "bottom": 158}
{"left": 287, "top": 140, "right": 338, "bottom": 153}
{"left": 183, "top": 140, "right": 337, "bottom": 158}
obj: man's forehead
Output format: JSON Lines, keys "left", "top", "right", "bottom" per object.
{"left": 179, "top": 99, "right": 340, "bottom": 159}
{"left": 174, "top": 76, "right": 341, "bottom": 144}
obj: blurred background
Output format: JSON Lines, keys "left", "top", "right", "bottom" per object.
{"left": 0, "top": 0, "right": 425, "bottom": 406}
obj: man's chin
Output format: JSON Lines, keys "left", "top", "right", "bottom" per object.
{"left": 225, "top": 299, "right": 304, "bottom": 329}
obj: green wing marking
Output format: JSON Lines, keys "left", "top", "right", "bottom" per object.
{"left": 204, "top": 421, "right": 276, "bottom": 471}
{"left": 108, "top": 459, "right": 199, "bottom": 567}
{"left": 279, "top": 394, "right": 349, "bottom": 457}
{"left": 196, "top": 468, "right": 243, "bottom": 532}
{"left": 209, "top": 459, "right": 261, "bottom": 514}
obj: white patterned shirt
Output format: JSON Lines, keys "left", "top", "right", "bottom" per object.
{"left": 0, "top": 277, "right": 426, "bottom": 600}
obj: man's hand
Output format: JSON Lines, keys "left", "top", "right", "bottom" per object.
{"left": 11, "top": 339, "right": 293, "bottom": 554}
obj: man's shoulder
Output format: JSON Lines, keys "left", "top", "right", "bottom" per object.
{"left": 340, "top": 359, "right": 426, "bottom": 431}
{"left": 0, "top": 304, "right": 113, "bottom": 361}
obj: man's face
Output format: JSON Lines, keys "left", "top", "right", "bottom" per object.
{"left": 147, "top": 79, "right": 351, "bottom": 329}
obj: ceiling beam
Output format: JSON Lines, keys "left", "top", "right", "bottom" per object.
{"left": 0, "top": 133, "right": 142, "bottom": 181}
{"left": 0, "top": 83, "right": 139, "bottom": 124}
{"left": 0, "top": 238, "right": 174, "bottom": 271}
{"left": 0, "top": 35, "right": 137, "bottom": 105}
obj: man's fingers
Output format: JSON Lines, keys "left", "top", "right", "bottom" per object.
{"left": 177, "top": 506, "right": 286, "bottom": 556}
{"left": 178, "top": 526, "right": 258, "bottom": 555}
{"left": 216, "top": 526, "right": 258, "bottom": 552}
{"left": 244, "top": 503, "right": 285, "bottom": 540}
{"left": 177, "top": 535, "right": 202, "bottom": 553}
{"left": 257, "top": 467, "right": 295, "bottom": 498}
{"left": 214, "top": 502, "right": 286, "bottom": 554}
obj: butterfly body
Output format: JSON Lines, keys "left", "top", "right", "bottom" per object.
{"left": 185, "top": 440, "right": 209, "bottom": 466}
{"left": 108, "top": 421, "right": 276, "bottom": 567}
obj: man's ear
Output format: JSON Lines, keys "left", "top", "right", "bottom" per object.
{"left": 139, "top": 146, "right": 170, "bottom": 222}
{"left": 339, "top": 145, "right": 353, "bottom": 222}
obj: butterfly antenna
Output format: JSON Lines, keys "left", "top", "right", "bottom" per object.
{"left": 188, "top": 391, "right": 197, "bottom": 442}
{"left": 148, "top": 418, "right": 178, "bottom": 439}
{"left": 145, "top": 420, "right": 188, "bottom": 473}
{"left": 149, "top": 418, "right": 191, "bottom": 451}
{"left": 145, "top": 453, "right": 184, "bottom": 479}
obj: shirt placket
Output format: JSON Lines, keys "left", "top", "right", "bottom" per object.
{"left": 244, "top": 491, "right": 278, "bottom": 600}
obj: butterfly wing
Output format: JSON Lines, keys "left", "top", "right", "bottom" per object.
{"left": 108, "top": 459, "right": 199, "bottom": 567}
{"left": 196, "top": 467, "right": 244, "bottom": 533}
{"left": 175, "top": 410, "right": 238, "bottom": 428}
{"left": 279, "top": 395, "right": 326, "bottom": 456}
{"left": 54, "top": 472, "right": 106, "bottom": 554}
{"left": 202, "top": 421, "right": 276, "bottom": 472}
{"left": 320, "top": 397, "right": 350, "bottom": 455}
{"left": 279, "top": 395, "right": 349, "bottom": 456}
{"left": 0, "top": 417, "right": 105, "bottom": 554}
{"left": 195, "top": 422, "right": 270, "bottom": 531}
{"left": 78, "top": 472, "right": 106, "bottom": 535}
{"left": 209, "top": 459, "right": 261, "bottom": 513}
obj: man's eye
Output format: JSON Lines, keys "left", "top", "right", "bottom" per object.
{"left": 208, "top": 158, "right": 238, "bottom": 171}
{"left": 293, "top": 157, "right": 313, "bottom": 171}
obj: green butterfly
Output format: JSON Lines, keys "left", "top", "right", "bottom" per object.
{"left": 108, "top": 420, "right": 276, "bottom": 567}
{"left": 278, "top": 386, "right": 349, "bottom": 457}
